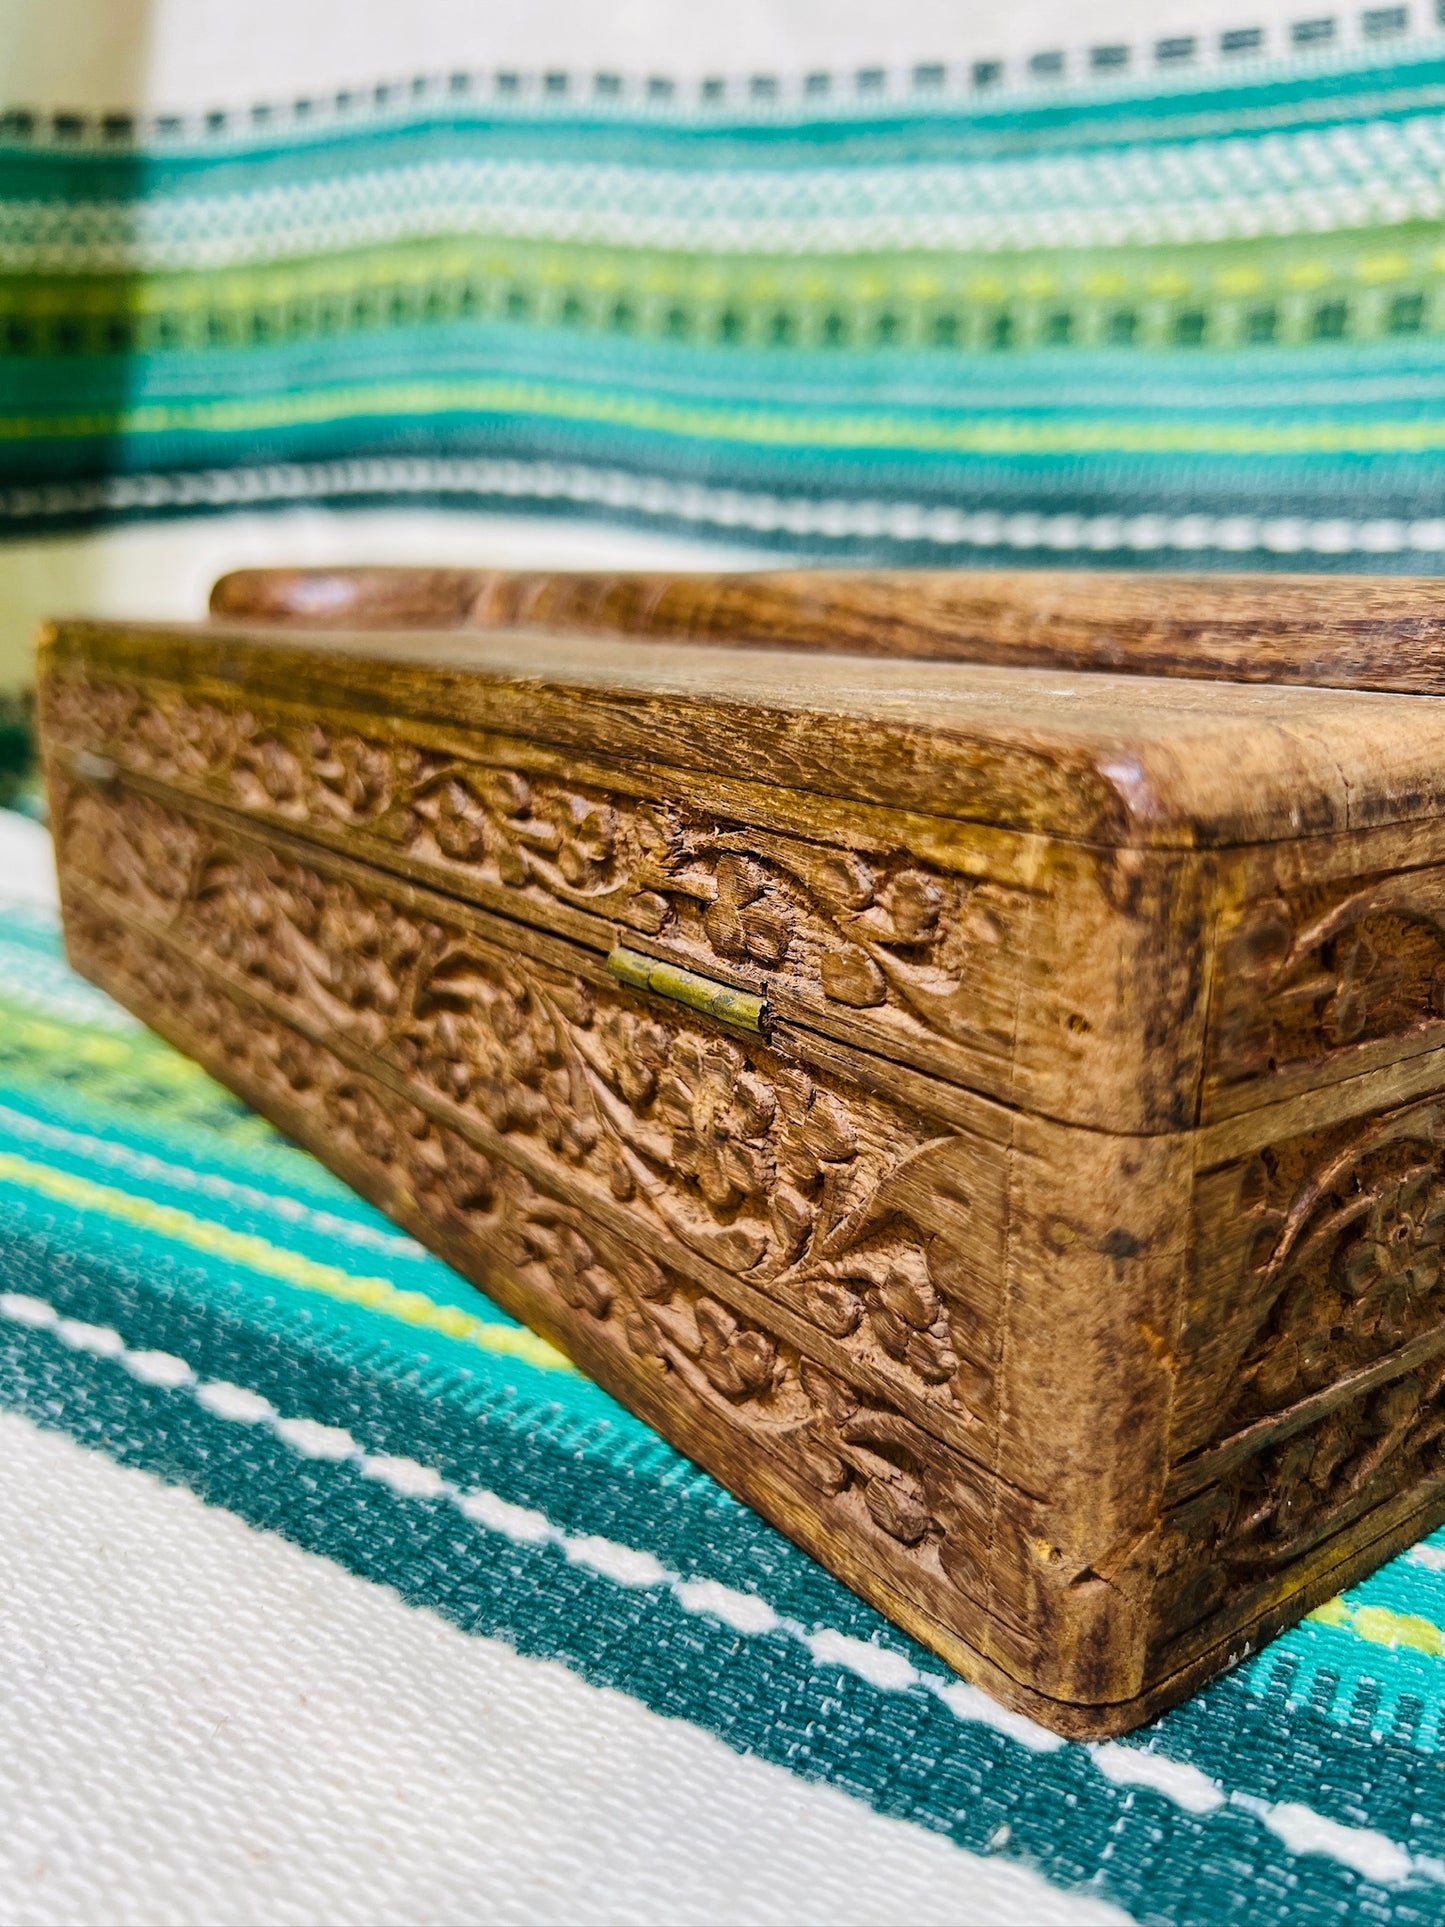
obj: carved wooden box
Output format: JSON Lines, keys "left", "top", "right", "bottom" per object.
{"left": 37, "top": 565, "right": 1445, "bottom": 1737}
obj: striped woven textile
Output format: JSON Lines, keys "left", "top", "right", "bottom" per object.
{"left": 4, "top": 799, "right": 1444, "bottom": 1925}
{"left": 7, "top": 9, "right": 1445, "bottom": 588}
{"left": 8, "top": 11, "right": 1445, "bottom": 1917}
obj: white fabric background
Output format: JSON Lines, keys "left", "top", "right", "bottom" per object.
{"left": 1, "top": 511, "right": 775, "bottom": 694}
{"left": 0, "top": 1409, "right": 1130, "bottom": 1927}
{"left": 0, "top": 0, "right": 1396, "bottom": 112}
{"left": 0, "top": 805, "right": 57, "bottom": 908}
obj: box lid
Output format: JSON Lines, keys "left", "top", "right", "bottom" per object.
{"left": 46, "top": 599, "right": 1445, "bottom": 851}
{"left": 215, "top": 564, "right": 1445, "bottom": 698}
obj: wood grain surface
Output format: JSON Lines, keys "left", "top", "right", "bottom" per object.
{"left": 214, "top": 563, "right": 1445, "bottom": 694}
{"left": 44, "top": 616, "right": 1445, "bottom": 850}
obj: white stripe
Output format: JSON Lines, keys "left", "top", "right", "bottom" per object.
{"left": 0, "top": 1282, "right": 1436, "bottom": 1887}
{"left": 193, "top": 1379, "right": 278, "bottom": 1424}
{"left": 1089, "top": 1743, "right": 1223, "bottom": 1814}
{"left": 5, "top": 459, "right": 1443, "bottom": 561}
{"left": 932, "top": 1679, "right": 1065, "bottom": 1755}
{"left": 1408, "top": 1542, "right": 1445, "bottom": 1572}
{"left": 1231, "top": 1794, "right": 1416, "bottom": 1885}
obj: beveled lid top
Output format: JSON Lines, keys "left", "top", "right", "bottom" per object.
{"left": 213, "top": 564, "right": 1445, "bottom": 697}
{"left": 42, "top": 604, "right": 1445, "bottom": 851}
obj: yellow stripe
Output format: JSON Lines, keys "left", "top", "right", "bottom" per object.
{"left": 0, "top": 1147, "right": 570, "bottom": 1374}
{"left": 1307, "top": 1595, "right": 1445, "bottom": 1658}
{"left": 9, "top": 377, "right": 1445, "bottom": 457}
{"left": 1, "top": 1006, "right": 206, "bottom": 1080}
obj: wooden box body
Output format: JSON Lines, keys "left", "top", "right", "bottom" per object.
{"left": 37, "top": 568, "right": 1445, "bottom": 1737}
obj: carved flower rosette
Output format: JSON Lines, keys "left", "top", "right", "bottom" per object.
{"left": 1225, "top": 1107, "right": 1445, "bottom": 1428}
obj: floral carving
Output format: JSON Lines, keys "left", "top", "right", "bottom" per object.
{"left": 61, "top": 888, "right": 998, "bottom": 1609}
{"left": 1217, "top": 1103, "right": 1445, "bottom": 1427}
{"left": 42, "top": 670, "right": 1014, "bottom": 1062}
{"left": 458, "top": 767, "right": 621, "bottom": 896}
{"left": 56, "top": 780, "right": 997, "bottom": 1434}
{"left": 1211, "top": 880, "right": 1445, "bottom": 1088}
{"left": 1234, "top": 1368, "right": 1445, "bottom": 1568}
{"left": 502, "top": 1202, "right": 984, "bottom": 1576}
{"left": 1155, "top": 1356, "right": 1445, "bottom": 1642}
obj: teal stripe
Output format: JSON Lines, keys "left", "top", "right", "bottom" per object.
{"left": 0, "top": 1095, "right": 428, "bottom": 1262}
{"left": 13, "top": 328, "right": 1445, "bottom": 414}
{"left": 0, "top": 1138, "right": 572, "bottom": 1386}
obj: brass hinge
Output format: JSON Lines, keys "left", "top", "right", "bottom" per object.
{"left": 606, "top": 945, "right": 767, "bottom": 1034}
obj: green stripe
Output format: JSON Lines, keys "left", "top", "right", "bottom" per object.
{"left": 5, "top": 220, "right": 1441, "bottom": 358}
{"left": 12, "top": 374, "right": 1445, "bottom": 454}
{"left": 0, "top": 1146, "right": 570, "bottom": 1372}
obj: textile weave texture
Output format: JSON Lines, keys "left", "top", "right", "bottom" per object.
{"left": 3, "top": 806, "right": 1444, "bottom": 1926}
{"left": 10, "top": 23, "right": 1445, "bottom": 574}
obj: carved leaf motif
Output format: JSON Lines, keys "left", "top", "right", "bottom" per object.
{"left": 550, "top": 791, "right": 618, "bottom": 887}
{"left": 867, "top": 1470, "right": 933, "bottom": 1544}
{"left": 808, "top": 1280, "right": 864, "bottom": 1337}
{"left": 1323, "top": 931, "right": 1383, "bottom": 1046}
{"left": 769, "top": 1184, "right": 813, "bottom": 1261}
{"left": 813, "top": 852, "right": 876, "bottom": 912}
{"left": 1233, "top": 1364, "right": 1443, "bottom": 1573}
{"left": 813, "top": 1241, "right": 960, "bottom": 1389}
{"left": 694, "top": 1296, "right": 778, "bottom": 1400}
{"left": 820, "top": 944, "right": 887, "bottom": 1008}
{"left": 627, "top": 889, "right": 671, "bottom": 934}
{"left": 1227, "top": 1115, "right": 1445, "bottom": 1425}
{"left": 274, "top": 1032, "right": 318, "bottom": 1093}
{"left": 1215, "top": 887, "right": 1445, "bottom": 1085}
{"left": 875, "top": 1247, "right": 940, "bottom": 1330}
{"left": 484, "top": 769, "right": 532, "bottom": 819}
{"left": 250, "top": 736, "right": 305, "bottom": 806}
{"left": 879, "top": 870, "right": 943, "bottom": 943}
{"left": 701, "top": 854, "right": 794, "bottom": 966}
{"left": 49, "top": 673, "right": 1006, "bottom": 1051}
{"left": 527, "top": 1220, "right": 614, "bottom": 1318}
{"left": 434, "top": 779, "right": 489, "bottom": 862}
{"left": 310, "top": 729, "right": 392, "bottom": 818}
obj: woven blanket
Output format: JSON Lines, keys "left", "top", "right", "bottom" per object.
{"left": 7, "top": 1, "right": 1445, "bottom": 620}
{"left": 3, "top": 803, "right": 1444, "bottom": 1925}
